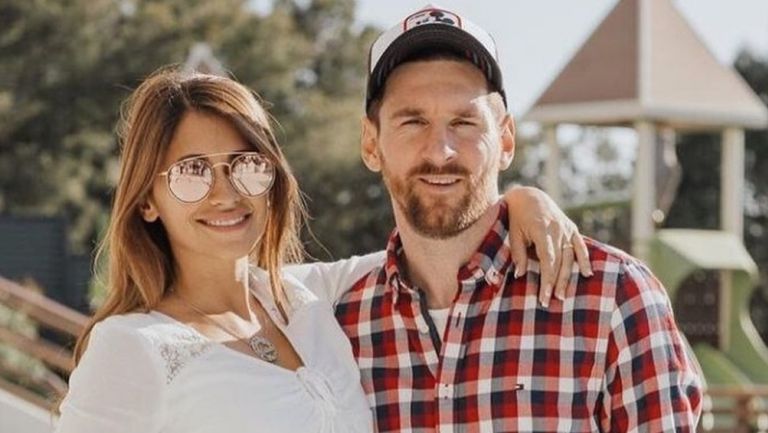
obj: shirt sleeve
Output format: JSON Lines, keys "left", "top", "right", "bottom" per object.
{"left": 283, "top": 251, "right": 386, "bottom": 304}
{"left": 55, "top": 318, "right": 165, "bottom": 433}
{"left": 600, "top": 260, "right": 703, "bottom": 433}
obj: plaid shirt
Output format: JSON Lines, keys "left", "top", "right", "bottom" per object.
{"left": 335, "top": 203, "right": 702, "bottom": 433}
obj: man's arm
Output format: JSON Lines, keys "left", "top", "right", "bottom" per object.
{"left": 601, "top": 260, "right": 703, "bottom": 432}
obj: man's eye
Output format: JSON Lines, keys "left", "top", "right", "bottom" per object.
{"left": 453, "top": 119, "right": 477, "bottom": 127}
{"left": 402, "top": 118, "right": 426, "bottom": 126}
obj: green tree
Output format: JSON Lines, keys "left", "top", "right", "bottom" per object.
{"left": 0, "top": 0, "right": 382, "bottom": 261}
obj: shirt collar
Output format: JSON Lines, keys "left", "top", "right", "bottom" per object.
{"left": 383, "top": 202, "right": 513, "bottom": 303}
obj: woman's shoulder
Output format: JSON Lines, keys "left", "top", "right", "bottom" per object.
{"left": 281, "top": 271, "right": 322, "bottom": 307}
{"left": 90, "top": 312, "right": 212, "bottom": 384}
{"left": 248, "top": 264, "right": 321, "bottom": 308}
{"left": 94, "top": 310, "right": 161, "bottom": 329}
{"left": 94, "top": 311, "right": 188, "bottom": 343}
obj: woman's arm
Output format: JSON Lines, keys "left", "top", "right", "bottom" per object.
{"left": 284, "top": 251, "right": 386, "bottom": 305}
{"left": 503, "top": 186, "right": 593, "bottom": 307}
{"left": 286, "top": 187, "right": 591, "bottom": 308}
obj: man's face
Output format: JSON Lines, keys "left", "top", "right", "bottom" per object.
{"left": 362, "top": 59, "right": 515, "bottom": 239}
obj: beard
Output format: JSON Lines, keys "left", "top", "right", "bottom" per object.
{"left": 381, "top": 158, "right": 494, "bottom": 239}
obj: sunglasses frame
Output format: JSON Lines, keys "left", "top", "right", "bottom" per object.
{"left": 157, "top": 151, "right": 275, "bottom": 203}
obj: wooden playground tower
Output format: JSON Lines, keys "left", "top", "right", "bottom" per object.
{"left": 525, "top": 0, "right": 768, "bottom": 390}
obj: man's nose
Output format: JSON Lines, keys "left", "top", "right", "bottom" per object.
{"left": 422, "top": 125, "right": 457, "bottom": 164}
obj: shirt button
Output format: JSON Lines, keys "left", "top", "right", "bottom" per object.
{"left": 486, "top": 268, "right": 502, "bottom": 285}
{"left": 438, "top": 383, "right": 454, "bottom": 399}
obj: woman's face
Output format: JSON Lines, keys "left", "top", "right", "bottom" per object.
{"left": 141, "top": 110, "right": 271, "bottom": 264}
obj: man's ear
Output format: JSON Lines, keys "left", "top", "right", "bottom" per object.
{"left": 140, "top": 196, "right": 160, "bottom": 223}
{"left": 498, "top": 114, "right": 516, "bottom": 170}
{"left": 361, "top": 116, "right": 382, "bottom": 172}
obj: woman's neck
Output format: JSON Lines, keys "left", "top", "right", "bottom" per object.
{"left": 170, "top": 252, "right": 254, "bottom": 320}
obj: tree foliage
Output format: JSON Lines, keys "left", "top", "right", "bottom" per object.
{"left": 0, "top": 0, "right": 387, "bottom": 259}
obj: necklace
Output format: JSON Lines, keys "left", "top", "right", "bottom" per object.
{"left": 177, "top": 296, "right": 278, "bottom": 363}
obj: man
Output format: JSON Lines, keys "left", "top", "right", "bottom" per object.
{"left": 333, "top": 5, "right": 702, "bottom": 432}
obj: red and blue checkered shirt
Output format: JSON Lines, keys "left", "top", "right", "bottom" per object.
{"left": 335, "top": 203, "right": 702, "bottom": 432}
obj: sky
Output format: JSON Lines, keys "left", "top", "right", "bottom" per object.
{"left": 355, "top": 0, "right": 768, "bottom": 117}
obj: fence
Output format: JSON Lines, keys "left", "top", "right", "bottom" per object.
{"left": 0, "top": 275, "right": 87, "bottom": 410}
{"left": 700, "top": 386, "right": 768, "bottom": 433}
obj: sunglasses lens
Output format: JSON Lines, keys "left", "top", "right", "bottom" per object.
{"left": 167, "top": 159, "right": 212, "bottom": 202}
{"left": 230, "top": 154, "right": 275, "bottom": 196}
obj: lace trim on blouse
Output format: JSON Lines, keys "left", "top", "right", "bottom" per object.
{"left": 145, "top": 326, "right": 211, "bottom": 384}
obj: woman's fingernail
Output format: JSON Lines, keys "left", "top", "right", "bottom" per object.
{"left": 540, "top": 285, "right": 552, "bottom": 307}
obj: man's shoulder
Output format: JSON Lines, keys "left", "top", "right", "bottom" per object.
{"left": 580, "top": 236, "right": 656, "bottom": 276}
{"left": 335, "top": 263, "right": 390, "bottom": 305}
{"left": 580, "top": 237, "right": 671, "bottom": 309}
{"left": 582, "top": 237, "right": 635, "bottom": 266}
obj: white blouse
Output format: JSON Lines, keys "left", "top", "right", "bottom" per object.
{"left": 55, "top": 252, "right": 385, "bottom": 433}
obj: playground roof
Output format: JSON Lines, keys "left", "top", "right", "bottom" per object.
{"left": 655, "top": 229, "right": 758, "bottom": 279}
{"left": 524, "top": 0, "right": 768, "bottom": 130}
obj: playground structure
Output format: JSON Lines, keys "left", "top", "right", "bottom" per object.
{"left": 524, "top": 0, "right": 768, "bottom": 414}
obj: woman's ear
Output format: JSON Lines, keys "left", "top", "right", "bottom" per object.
{"left": 140, "top": 198, "right": 160, "bottom": 223}
{"left": 361, "top": 116, "right": 382, "bottom": 172}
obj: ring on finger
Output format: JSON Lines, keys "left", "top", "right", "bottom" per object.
{"left": 562, "top": 244, "right": 574, "bottom": 250}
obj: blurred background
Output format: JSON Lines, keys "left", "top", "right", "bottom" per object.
{"left": 1, "top": 0, "right": 767, "bottom": 431}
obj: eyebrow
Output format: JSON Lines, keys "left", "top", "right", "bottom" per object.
{"left": 455, "top": 108, "right": 482, "bottom": 118}
{"left": 175, "top": 153, "right": 204, "bottom": 162}
{"left": 390, "top": 108, "right": 424, "bottom": 119}
{"left": 173, "top": 149, "right": 253, "bottom": 163}
{"left": 388, "top": 106, "right": 483, "bottom": 120}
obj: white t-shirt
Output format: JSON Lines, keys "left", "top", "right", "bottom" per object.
{"left": 56, "top": 252, "right": 385, "bottom": 433}
{"left": 428, "top": 308, "right": 451, "bottom": 342}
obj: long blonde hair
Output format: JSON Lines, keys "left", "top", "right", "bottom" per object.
{"left": 73, "top": 67, "right": 305, "bottom": 365}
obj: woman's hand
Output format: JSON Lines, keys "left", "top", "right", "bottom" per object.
{"left": 504, "top": 186, "right": 592, "bottom": 307}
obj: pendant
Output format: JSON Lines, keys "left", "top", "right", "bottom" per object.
{"left": 248, "top": 334, "right": 278, "bottom": 363}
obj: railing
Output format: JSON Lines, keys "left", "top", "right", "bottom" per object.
{"left": 698, "top": 386, "right": 768, "bottom": 432}
{"left": 0, "top": 275, "right": 88, "bottom": 410}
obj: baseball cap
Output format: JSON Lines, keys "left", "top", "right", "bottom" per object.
{"left": 365, "top": 4, "right": 507, "bottom": 112}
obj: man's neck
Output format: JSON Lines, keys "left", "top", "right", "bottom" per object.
{"left": 395, "top": 202, "right": 501, "bottom": 309}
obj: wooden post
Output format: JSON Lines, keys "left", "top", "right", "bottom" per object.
{"left": 632, "top": 121, "right": 656, "bottom": 261}
{"left": 721, "top": 127, "right": 745, "bottom": 239}
{"left": 543, "top": 124, "right": 562, "bottom": 204}
{"left": 719, "top": 127, "right": 745, "bottom": 351}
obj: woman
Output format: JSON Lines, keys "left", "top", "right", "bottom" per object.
{"left": 55, "top": 68, "right": 588, "bottom": 432}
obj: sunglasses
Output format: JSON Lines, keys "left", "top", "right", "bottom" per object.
{"left": 157, "top": 151, "right": 275, "bottom": 203}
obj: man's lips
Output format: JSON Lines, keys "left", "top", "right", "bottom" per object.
{"left": 417, "top": 175, "right": 462, "bottom": 186}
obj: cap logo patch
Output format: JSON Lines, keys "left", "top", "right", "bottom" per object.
{"left": 404, "top": 8, "right": 462, "bottom": 31}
